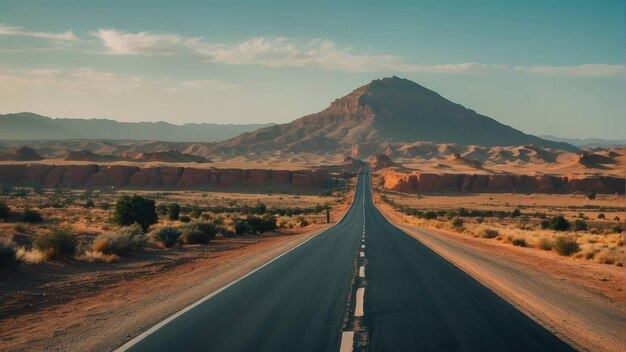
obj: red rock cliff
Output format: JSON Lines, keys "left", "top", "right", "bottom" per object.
{"left": 378, "top": 169, "right": 624, "bottom": 194}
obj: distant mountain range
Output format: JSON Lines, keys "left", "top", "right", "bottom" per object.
{"left": 213, "top": 76, "right": 576, "bottom": 156}
{"left": 0, "top": 112, "right": 271, "bottom": 142}
{"left": 1, "top": 77, "right": 581, "bottom": 155}
{"left": 540, "top": 135, "right": 626, "bottom": 147}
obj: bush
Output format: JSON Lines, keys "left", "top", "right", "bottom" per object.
{"left": 217, "top": 225, "right": 235, "bottom": 237}
{"left": 190, "top": 207, "right": 202, "bottom": 219}
{"left": 0, "top": 239, "right": 18, "bottom": 267}
{"left": 511, "top": 208, "right": 521, "bottom": 218}
{"left": 182, "top": 222, "right": 217, "bottom": 244}
{"left": 586, "top": 191, "right": 596, "bottom": 200}
{"left": 612, "top": 225, "right": 623, "bottom": 234}
{"left": 168, "top": 203, "right": 180, "bottom": 221}
{"left": 156, "top": 204, "right": 169, "bottom": 216}
{"left": 235, "top": 221, "right": 253, "bottom": 235}
{"left": 0, "top": 202, "right": 10, "bottom": 221}
{"left": 573, "top": 219, "right": 587, "bottom": 231}
{"left": 245, "top": 215, "right": 277, "bottom": 233}
{"left": 537, "top": 237, "right": 553, "bottom": 250}
{"left": 93, "top": 225, "right": 147, "bottom": 256}
{"left": 541, "top": 216, "right": 570, "bottom": 231}
{"left": 597, "top": 213, "right": 605, "bottom": 219}
{"left": 296, "top": 215, "right": 309, "bottom": 227}
{"left": 423, "top": 211, "right": 437, "bottom": 220}
{"left": 112, "top": 195, "right": 158, "bottom": 232}
{"left": 179, "top": 215, "right": 191, "bottom": 223}
{"left": 33, "top": 228, "right": 77, "bottom": 259}
{"left": 480, "top": 229, "right": 499, "bottom": 239}
{"left": 451, "top": 217, "right": 464, "bottom": 229}
{"left": 22, "top": 208, "right": 43, "bottom": 223}
{"left": 553, "top": 236, "right": 580, "bottom": 256}
{"left": 511, "top": 237, "right": 527, "bottom": 247}
{"left": 151, "top": 227, "right": 182, "bottom": 248}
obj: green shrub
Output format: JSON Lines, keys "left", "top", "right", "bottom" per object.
{"left": 553, "top": 236, "right": 580, "bottom": 256}
{"left": 0, "top": 202, "right": 10, "bottom": 221}
{"left": 33, "top": 228, "right": 77, "bottom": 259}
{"left": 157, "top": 204, "right": 169, "bottom": 216}
{"left": 22, "top": 208, "right": 43, "bottom": 223}
{"left": 511, "top": 237, "right": 527, "bottom": 247}
{"left": 573, "top": 219, "right": 587, "bottom": 231}
{"left": 541, "top": 216, "right": 570, "bottom": 231}
{"left": 217, "top": 225, "right": 235, "bottom": 237}
{"left": 235, "top": 221, "right": 253, "bottom": 235}
{"left": 183, "top": 222, "right": 217, "bottom": 244}
{"left": 612, "top": 225, "right": 623, "bottom": 234}
{"left": 93, "top": 225, "right": 147, "bottom": 256}
{"left": 423, "top": 211, "right": 437, "bottom": 220}
{"left": 151, "top": 227, "right": 181, "bottom": 248}
{"left": 112, "top": 195, "right": 158, "bottom": 232}
{"left": 451, "top": 217, "right": 464, "bottom": 229}
{"left": 511, "top": 208, "right": 521, "bottom": 218}
{"left": 245, "top": 215, "right": 277, "bottom": 233}
{"left": 586, "top": 191, "right": 596, "bottom": 200}
{"left": 480, "top": 229, "right": 499, "bottom": 239}
{"left": 168, "top": 203, "right": 180, "bottom": 221}
{"left": 597, "top": 213, "right": 605, "bottom": 219}
{"left": 0, "top": 239, "right": 18, "bottom": 267}
{"left": 179, "top": 215, "right": 191, "bottom": 223}
{"left": 190, "top": 207, "right": 202, "bottom": 219}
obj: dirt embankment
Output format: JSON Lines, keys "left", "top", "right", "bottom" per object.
{"left": 377, "top": 201, "right": 625, "bottom": 352}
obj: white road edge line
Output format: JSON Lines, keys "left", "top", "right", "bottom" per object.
{"left": 339, "top": 331, "right": 355, "bottom": 352}
{"left": 354, "top": 287, "right": 365, "bottom": 317}
{"left": 114, "top": 175, "right": 363, "bottom": 352}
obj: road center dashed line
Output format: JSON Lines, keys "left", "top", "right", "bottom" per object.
{"left": 354, "top": 288, "right": 365, "bottom": 317}
{"left": 359, "top": 251, "right": 365, "bottom": 258}
{"left": 340, "top": 331, "right": 355, "bottom": 352}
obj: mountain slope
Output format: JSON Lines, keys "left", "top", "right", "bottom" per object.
{"left": 214, "top": 76, "right": 576, "bottom": 155}
{"left": 0, "top": 112, "right": 271, "bottom": 142}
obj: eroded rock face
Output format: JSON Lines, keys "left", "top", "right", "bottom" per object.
{"left": 378, "top": 169, "right": 624, "bottom": 194}
{"left": 0, "top": 164, "right": 330, "bottom": 190}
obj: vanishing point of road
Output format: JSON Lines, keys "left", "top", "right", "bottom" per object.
{"left": 117, "top": 169, "right": 573, "bottom": 352}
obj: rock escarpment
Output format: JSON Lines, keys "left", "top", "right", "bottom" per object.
{"left": 0, "top": 164, "right": 327, "bottom": 189}
{"left": 379, "top": 169, "right": 624, "bottom": 194}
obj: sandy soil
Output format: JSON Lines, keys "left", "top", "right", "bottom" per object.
{"left": 377, "top": 200, "right": 625, "bottom": 352}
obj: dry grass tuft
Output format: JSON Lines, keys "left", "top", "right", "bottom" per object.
{"left": 80, "top": 250, "right": 120, "bottom": 263}
{"left": 15, "top": 247, "right": 49, "bottom": 263}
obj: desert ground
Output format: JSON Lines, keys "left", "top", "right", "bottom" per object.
{"left": 0, "top": 184, "right": 353, "bottom": 351}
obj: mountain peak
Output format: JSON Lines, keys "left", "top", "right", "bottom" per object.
{"left": 214, "top": 77, "right": 577, "bottom": 155}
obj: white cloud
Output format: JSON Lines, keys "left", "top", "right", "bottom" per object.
{"left": 524, "top": 64, "right": 625, "bottom": 77}
{"left": 0, "top": 23, "right": 78, "bottom": 41}
{"left": 185, "top": 37, "right": 507, "bottom": 74}
{"left": 0, "top": 68, "right": 144, "bottom": 92}
{"left": 179, "top": 79, "right": 241, "bottom": 90}
{"left": 93, "top": 29, "right": 182, "bottom": 55}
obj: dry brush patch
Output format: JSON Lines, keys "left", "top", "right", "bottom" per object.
{"left": 378, "top": 190, "right": 625, "bottom": 266}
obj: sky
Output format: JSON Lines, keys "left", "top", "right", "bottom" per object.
{"left": 0, "top": 0, "right": 624, "bottom": 139}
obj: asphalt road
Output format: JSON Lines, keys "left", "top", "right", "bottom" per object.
{"left": 120, "top": 169, "right": 572, "bottom": 352}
